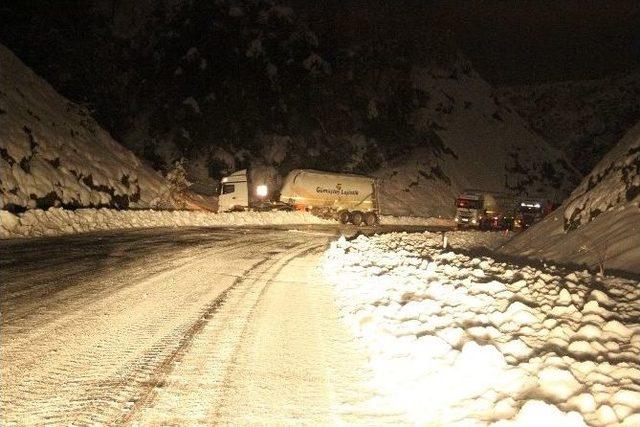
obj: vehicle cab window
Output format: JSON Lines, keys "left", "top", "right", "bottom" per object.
{"left": 221, "top": 184, "right": 235, "bottom": 194}
{"left": 456, "top": 199, "right": 482, "bottom": 210}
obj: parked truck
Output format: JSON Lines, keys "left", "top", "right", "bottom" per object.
{"left": 513, "top": 199, "right": 547, "bottom": 229}
{"left": 217, "top": 169, "right": 380, "bottom": 225}
{"left": 454, "top": 190, "right": 517, "bottom": 230}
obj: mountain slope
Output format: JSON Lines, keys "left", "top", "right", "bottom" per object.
{"left": 0, "top": 44, "right": 168, "bottom": 212}
{"left": 498, "top": 72, "right": 640, "bottom": 174}
{"left": 500, "top": 120, "right": 640, "bottom": 274}
{"left": 0, "top": 1, "right": 582, "bottom": 216}
{"left": 376, "top": 60, "right": 581, "bottom": 217}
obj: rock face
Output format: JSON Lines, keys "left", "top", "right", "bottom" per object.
{"left": 563, "top": 121, "right": 640, "bottom": 231}
{"left": 376, "top": 60, "right": 581, "bottom": 217}
{"left": 498, "top": 72, "right": 640, "bottom": 175}
{"left": 500, "top": 121, "right": 640, "bottom": 274}
{"left": 0, "top": 44, "right": 168, "bottom": 212}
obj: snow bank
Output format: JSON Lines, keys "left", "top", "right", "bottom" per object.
{"left": 379, "top": 215, "right": 454, "bottom": 228}
{"left": 323, "top": 232, "right": 640, "bottom": 426}
{"left": 0, "top": 208, "right": 332, "bottom": 238}
{"left": 0, "top": 43, "right": 168, "bottom": 211}
{"left": 501, "top": 121, "right": 640, "bottom": 274}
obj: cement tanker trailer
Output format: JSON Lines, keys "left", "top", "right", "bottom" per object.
{"left": 217, "top": 169, "right": 380, "bottom": 225}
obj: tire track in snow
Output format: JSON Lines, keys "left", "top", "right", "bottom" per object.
{"left": 1, "top": 231, "right": 323, "bottom": 425}
{"left": 131, "top": 243, "right": 408, "bottom": 425}
{"left": 114, "top": 256, "right": 272, "bottom": 424}
{"left": 126, "top": 241, "right": 325, "bottom": 424}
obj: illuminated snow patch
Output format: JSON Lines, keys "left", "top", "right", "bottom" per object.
{"left": 323, "top": 232, "right": 640, "bottom": 426}
{"left": 0, "top": 208, "right": 333, "bottom": 238}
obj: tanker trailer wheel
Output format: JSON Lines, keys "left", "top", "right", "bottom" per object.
{"left": 350, "top": 211, "right": 364, "bottom": 226}
{"left": 364, "top": 212, "right": 378, "bottom": 226}
{"left": 338, "top": 210, "right": 351, "bottom": 224}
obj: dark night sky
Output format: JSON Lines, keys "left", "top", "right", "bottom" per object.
{"left": 293, "top": 0, "right": 640, "bottom": 85}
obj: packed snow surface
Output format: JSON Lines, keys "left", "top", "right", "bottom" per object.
{"left": 378, "top": 215, "right": 454, "bottom": 228}
{"left": 0, "top": 43, "right": 168, "bottom": 211}
{"left": 502, "top": 120, "right": 640, "bottom": 274}
{"left": 323, "top": 232, "right": 640, "bottom": 426}
{"left": 0, "top": 209, "right": 333, "bottom": 238}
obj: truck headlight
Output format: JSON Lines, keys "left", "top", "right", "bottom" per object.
{"left": 471, "top": 219, "right": 477, "bottom": 224}
{"left": 256, "top": 184, "right": 268, "bottom": 197}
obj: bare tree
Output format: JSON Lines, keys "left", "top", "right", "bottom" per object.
{"left": 163, "top": 158, "right": 192, "bottom": 209}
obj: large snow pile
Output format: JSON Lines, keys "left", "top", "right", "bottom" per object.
{"left": 0, "top": 208, "right": 332, "bottom": 238}
{"left": 0, "top": 43, "right": 168, "bottom": 212}
{"left": 501, "top": 121, "right": 640, "bottom": 274}
{"left": 377, "top": 59, "right": 580, "bottom": 217}
{"left": 323, "top": 232, "right": 640, "bottom": 426}
{"left": 499, "top": 72, "right": 640, "bottom": 175}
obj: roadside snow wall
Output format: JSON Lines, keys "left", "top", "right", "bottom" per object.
{"left": 0, "top": 209, "right": 332, "bottom": 238}
{"left": 500, "top": 121, "right": 640, "bottom": 274}
{"left": 324, "top": 232, "right": 640, "bottom": 426}
{"left": 0, "top": 43, "right": 169, "bottom": 211}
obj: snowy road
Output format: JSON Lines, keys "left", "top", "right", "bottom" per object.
{"left": 0, "top": 226, "right": 410, "bottom": 425}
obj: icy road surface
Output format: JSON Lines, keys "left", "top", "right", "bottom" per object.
{"left": 0, "top": 226, "right": 412, "bottom": 425}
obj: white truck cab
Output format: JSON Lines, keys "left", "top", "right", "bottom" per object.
{"left": 455, "top": 193, "right": 483, "bottom": 227}
{"left": 217, "top": 170, "right": 250, "bottom": 212}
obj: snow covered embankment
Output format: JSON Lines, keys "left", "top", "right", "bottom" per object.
{"left": 0, "top": 44, "right": 170, "bottom": 211}
{"left": 323, "top": 232, "right": 640, "bottom": 426}
{"left": 0, "top": 209, "right": 333, "bottom": 238}
{"left": 500, "top": 120, "right": 640, "bottom": 274}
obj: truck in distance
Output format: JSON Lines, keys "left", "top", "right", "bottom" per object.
{"left": 514, "top": 199, "right": 547, "bottom": 229}
{"left": 217, "top": 169, "right": 380, "bottom": 225}
{"left": 454, "top": 190, "right": 516, "bottom": 230}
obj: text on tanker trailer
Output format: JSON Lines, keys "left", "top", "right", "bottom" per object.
{"left": 218, "top": 169, "right": 380, "bottom": 225}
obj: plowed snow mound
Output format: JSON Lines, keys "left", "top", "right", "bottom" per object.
{"left": 0, "top": 43, "right": 168, "bottom": 211}
{"left": 500, "top": 121, "right": 640, "bottom": 274}
{"left": 0, "top": 209, "right": 333, "bottom": 238}
{"left": 323, "top": 232, "right": 640, "bottom": 426}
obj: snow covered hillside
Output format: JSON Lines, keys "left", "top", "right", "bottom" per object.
{"left": 324, "top": 232, "right": 640, "bottom": 426}
{"left": 1, "top": 2, "right": 581, "bottom": 217}
{"left": 377, "top": 59, "right": 580, "bottom": 217}
{"left": 499, "top": 72, "right": 640, "bottom": 175}
{"left": 500, "top": 121, "right": 640, "bottom": 274}
{"left": 0, "top": 44, "right": 169, "bottom": 212}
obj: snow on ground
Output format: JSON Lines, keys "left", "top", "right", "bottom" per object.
{"left": 0, "top": 43, "right": 168, "bottom": 211}
{"left": 501, "top": 120, "right": 640, "bottom": 274}
{"left": 0, "top": 206, "right": 462, "bottom": 239}
{"left": 323, "top": 232, "right": 640, "bottom": 426}
{"left": 0, "top": 208, "right": 333, "bottom": 238}
{"left": 379, "top": 215, "right": 454, "bottom": 228}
